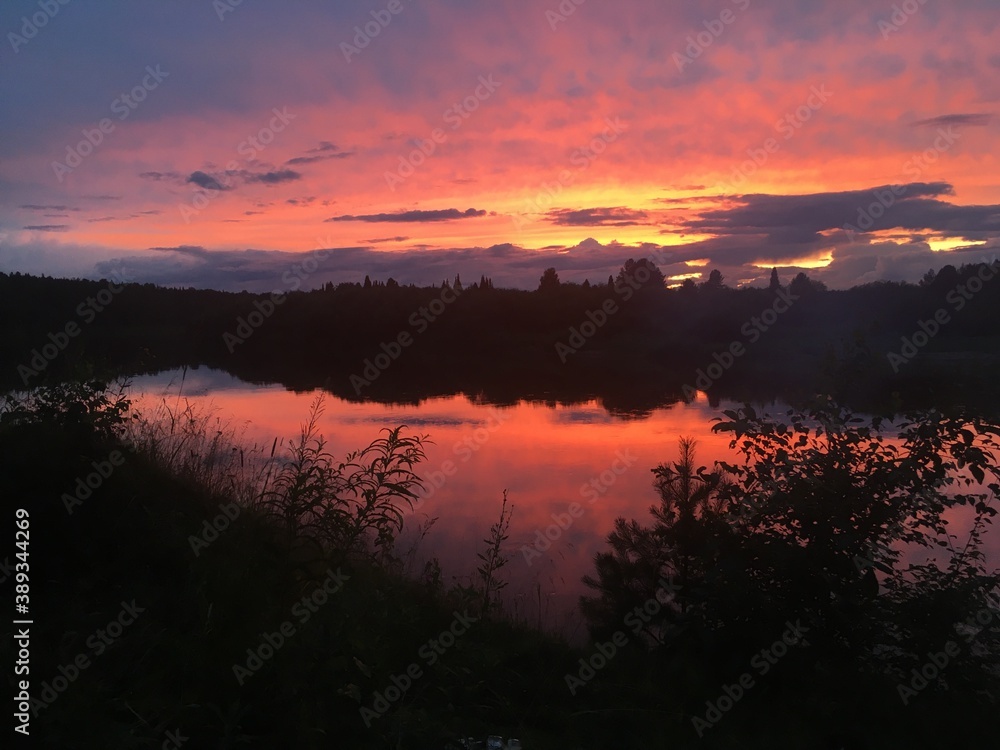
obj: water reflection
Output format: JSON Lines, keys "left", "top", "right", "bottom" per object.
{"left": 128, "top": 366, "right": 996, "bottom": 641}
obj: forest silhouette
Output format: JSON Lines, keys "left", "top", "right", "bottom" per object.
{"left": 3, "top": 258, "right": 1000, "bottom": 415}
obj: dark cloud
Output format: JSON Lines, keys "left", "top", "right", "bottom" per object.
{"left": 90, "top": 240, "right": 690, "bottom": 293}
{"left": 547, "top": 207, "right": 650, "bottom": 227}
{"left": 284, "top": 141, "right": 354, "bottom": 166}
{"left": 327, "top": 208, "right": 488, "bottom": 223}
{"left": 187, "top": 171, "right": 230, "bottom": 191}
{"left": 912, "top": 113, "right": 994, "bottom": 128}
{"left": 86, "top": 210, "right": 163, "bottom": 223}
{"left": 20, "top": 204, "right": 81, "bottom": 212}
{"left": 364, "top": 236, "right": 410, "bottom": 244}
{"left": 149, "top": 245, "right": 210, "bottom": 258}
{"left": 23, "top": 224, "right": 69, "bottom": 232}
{"left": 140, "top": 171, "right": 182, "bottom": 182}
{"left": 286, "top": 152, "right": 354, "bottom": 166}
{"left": 245, "top": 169, "right": 301, "bottom": 185}
{"left": 681, "top": 183, "right": 961, "bottom": 242}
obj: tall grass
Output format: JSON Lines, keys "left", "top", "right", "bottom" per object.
{"left": 126, "top": 385, "right": 279, "bottom": 507}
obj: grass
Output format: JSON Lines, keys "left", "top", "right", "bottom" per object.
{"left": 3, "top": 380, "right": 997, "bottom": 749}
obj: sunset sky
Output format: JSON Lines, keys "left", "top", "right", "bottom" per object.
{"left": 1, "top": 0, "right": 998, "bottom": 290}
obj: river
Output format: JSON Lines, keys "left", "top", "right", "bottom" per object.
{"left": 128, "top": 365, "right": 996, "bottom": 642}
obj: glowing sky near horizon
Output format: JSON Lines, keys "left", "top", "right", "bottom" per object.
{"left": 1, "top": 0, "right": 999, "bottom": 289}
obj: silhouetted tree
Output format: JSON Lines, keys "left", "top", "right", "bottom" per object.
{"left": 538, "top": 267, "right": 561, "bottom": 292}
{"left": 932, "top": 264, "right": 960, "bottom": 290}
{"left": 702, "top": 269, "right": 725, "bottom": 290}
{"left": 769, "top": 267, "right": 781, "bottom": 291}
{"left": 583, "top": 404, "right": 1000, "bottom": 718}
{"left": 454, "top": 274, "right": 463, "bottom": 292}
{"left": 363, "top": 275, "right": 372, "bottom": 289}
{"left": 789, "top": 271, "right": 826, "bottom": 295}
{"left": 615, "top": 258, "right": 666, "bottom": 292}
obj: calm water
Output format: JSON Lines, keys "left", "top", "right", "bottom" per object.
{"left": 129, "top": 366, "right": 994, "bottom": 641}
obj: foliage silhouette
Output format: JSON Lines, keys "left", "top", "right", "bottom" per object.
{"left": 582, "top": 402, "right": 1000, "bottom": 743}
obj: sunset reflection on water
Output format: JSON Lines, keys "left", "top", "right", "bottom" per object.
{"left": 129, "top": 366, "right": 998, "bottom": 642}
